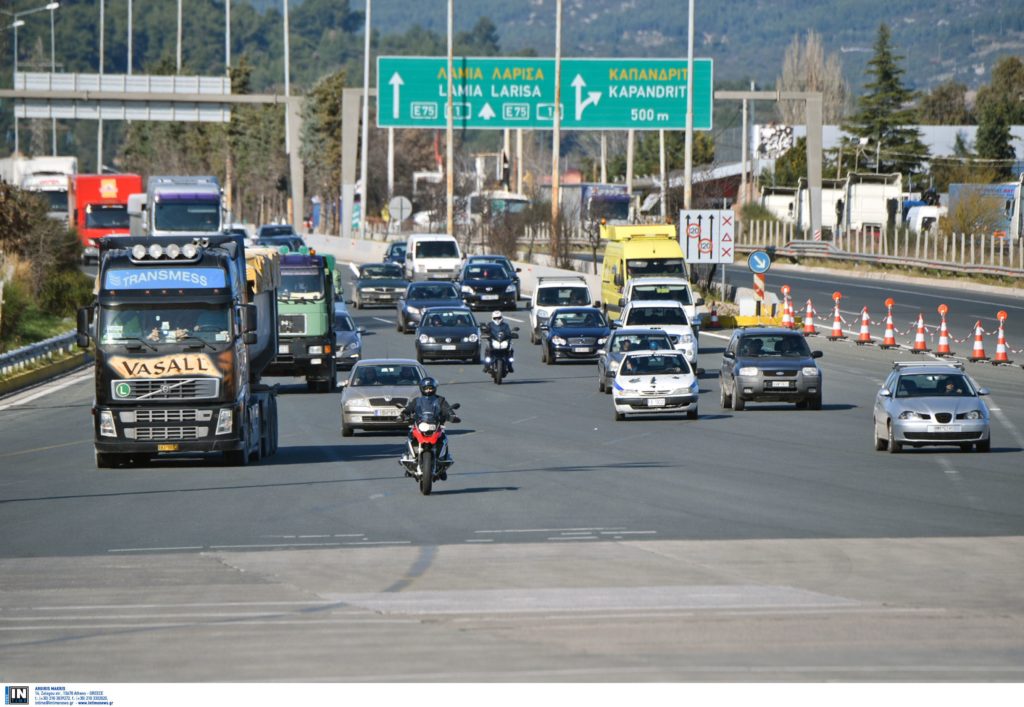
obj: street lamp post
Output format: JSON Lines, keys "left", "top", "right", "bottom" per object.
{"left": 3, "top": 3, "right": 61, "bottom": 155}
{"left": 48, "top": 1, "right": 58, "bottom": 156}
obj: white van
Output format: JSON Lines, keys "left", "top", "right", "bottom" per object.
{"left": 528, "top": 275, "right": 595, "bottom": 344}
{"left": 404, "top": 233, "right": 462, "bottom": 281}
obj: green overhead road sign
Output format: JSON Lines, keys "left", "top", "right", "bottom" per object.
{"left": 377, "top": 56, "right": 713, "bottom": 131}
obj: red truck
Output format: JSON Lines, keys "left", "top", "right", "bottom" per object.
{"left": 75, "top": 174, "right": 144, "bottom": 263}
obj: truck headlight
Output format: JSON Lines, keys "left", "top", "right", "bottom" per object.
{"left": 216, "top": 408, "right": 234, "bottom": 435}
{"left": 308, "top": 345, "right": 324, "bottom": 355}
{"left": 801, "top": 367, "right": 819, "bottom": 376}
{"left": 99, "top": 410, "right": 117, "bottom": 437}
{"left": 738, "top": 366, "right": 759, "bottom": 376}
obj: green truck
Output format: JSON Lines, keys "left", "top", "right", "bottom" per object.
{"left": 265, "top": 248, "right": 343, "bottom": 392}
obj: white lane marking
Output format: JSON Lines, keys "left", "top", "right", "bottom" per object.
{"left": 701, "top": 331, "right": 731, "bottom": 341}
{"left": 372, "top": 317, "right": 393, "bottom": 324}
{"left": 937, "top": 457, "right": 986, "bottom": 510}
{"left": 349, "top": 262, "right": 360, "bottom": 277}
{"left": 503, "top": 315, "right": 525, "bottom": 323}
{"left": 599, "top": 530, "right": 657, "bottom": 536}
{"left": 475, "top": 527, "right": 617, "bottom": 534}
{"left": 988, "top": 398, "right": 1024, "bottom": 450}
{"left": 547, "top": 536, "right": 598, "bottom": 541}
{"left": 108, "top": 546, "right": 204, "bottom": 553}
{"left": 0, "top": 369, "right": 92, "bottom": 412}
{"left": 464, "top": 539, "right": 494, "bottom": 543}
{"left": 511, "top": 415, "right": 537, "bottom": 424}
{"left": 208, "top": 542, "right": 343, "bottom": 549}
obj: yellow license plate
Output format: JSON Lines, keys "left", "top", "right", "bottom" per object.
{"left": 157, "top": 444, "right": 179, "bottom": 452}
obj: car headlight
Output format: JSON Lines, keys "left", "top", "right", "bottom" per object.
{"left": 461, "top": 285, "right": 474, "bottom": 294}
{"left": 419, "top": 334, "right": 434, "bottom": 344}
{"left": 505, "top": 284, "right": 517, "bottom": 293}
{"left": 597, "top": 337, "right": 607, "bottom": 345}
{"left": 406, "top": 306, "right": 420, "bottom": 315}
{"left": 359, "top": 287, "right": 372, "bottom": 293}
{"left": 536, "top": 308, "right": 550, "bottom": 320}
{"left": 215, "top": 408, "right": 233, "bottom": 435}
{"left": 678, "top": 333, "right": 694, "bottom": 344}
{"left": 801, "top": 367, "right": 820, "bottom": 376}
{"left": 738, "top": 366, "right": 759, "bottom": 376}
{"left": 345, "top": 397, "right": 369, "bottom": 408}
{"left": 308, "top": 345, "right": 324, "bottom": 355}
{"left": 898, "top": 411, "right": 924, "bottom": 420}
{"left": 464, "top": 333, "right": 479, "bottom": 343}
{"left": 963, "top": 410, "right": 983, "bottom": 420}
{"left": 344, "top": 341, "right": 360, "bottom": 352}
{"left": 552, "top": 336, "right": 567, "bottom": 345}
{"left": 609, "top": 360, "right": 619, "bottom": 371}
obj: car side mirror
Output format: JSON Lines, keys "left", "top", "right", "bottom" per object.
{"left": 525, "top": 301, "right": 533, "bottom": 309}
{"left": 695, "top": 297, "right": 705, "bottom": 307}
{"left": 879, "top": 388, "right": 892, "bottom": 397}
{"left": 243, "top": 332, "right": 258, "bottom": 345}
{"left": 357, "top": 327, "right": 367, "bottom": 334}
{"left": 978, "top": 387, "right": 990, "bottom": 396}
{"left": 339, "top": 379, "right": 349, "bottom": 388}
{"left": 723, "top": 350, "right": 735, "bottom": 359}
{"left": 811, "top": 350, "right": 823, "bottom": 359}
{"left": 76, "top": 306, "right": 92, "bottom": 348}
{"left": 610, "top": 321, "right": 620, "bottom": 329}
{"left": 515, "top": 267, "right": 522, "bottom": 273}
{"left": 617, "top": 297, "right": 625, "bottom": 308}
{"left": 594, "top": 300, "right": 602, "bottom": 309}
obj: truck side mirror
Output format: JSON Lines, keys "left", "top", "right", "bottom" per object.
{"left": 241, "top": 304, "right": 258, "bottom": 333}
{"left": 76, "top": 306, "right": 92, "bottom": 348}
{"left": 614, "top": 273, "right": 623, "bottom": 287}
{"left": 243, "top": 332, "right": 258, "bottom": 345}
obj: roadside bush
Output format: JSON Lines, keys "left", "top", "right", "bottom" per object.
{"left": 39, "top": 269, "right": 94, "bottom": 318}
{"left": 740, "top": 202, "right": 779, "bottom": 222}
{"left": 0, "top": 278, "right": 30, "bottom": 350}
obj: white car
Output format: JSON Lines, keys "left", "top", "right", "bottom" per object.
{"left": 612, "top": 350, "right": 699, "bottom": 421}
{"left": 620, "top": 277, "right": 705, "bottom": 331}
{"left": 616, "top": 300, "right": 698, "bottom": 364}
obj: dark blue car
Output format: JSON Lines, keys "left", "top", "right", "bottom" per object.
{"left": 384, "top": 242, "right": 407, "bottom": 266}
{"left": 540, "top": 307, "right": 610, "bottom": 364}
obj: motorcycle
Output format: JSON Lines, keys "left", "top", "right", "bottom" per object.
{"left": 399, "top": 402, "right": 460, "bottom": 495}
{"left": 483, "top": 327, "right": 519, "bottom": 384}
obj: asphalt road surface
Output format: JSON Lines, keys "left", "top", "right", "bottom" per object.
{"left": 1, "top": 265, "right": 1022, "bottom": 681}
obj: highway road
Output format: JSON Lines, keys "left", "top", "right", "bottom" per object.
{"left": 1, "top": 264, "right": 1023, "bottom": 681}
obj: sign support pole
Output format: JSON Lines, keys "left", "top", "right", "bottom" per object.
{"left": 445, "top": 0, "right": 454, "bottom": 237}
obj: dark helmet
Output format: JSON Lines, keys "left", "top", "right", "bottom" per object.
{"left": 419, "top": 377, "right": 438, "bottom": 396}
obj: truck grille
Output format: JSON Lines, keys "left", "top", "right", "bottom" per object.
{"left": 127, "top": 409, "right": 213, "bottom": 423}
{"left": 127, "top": 426, "right": 209, "bottom": 441}
{"left": 279, "top": 314, "right": 307, "bottom": 335}
{"left": 111, "top": 378, "right": 219, "bottom": 401}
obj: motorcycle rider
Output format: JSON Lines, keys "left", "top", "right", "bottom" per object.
{"left": 400, "top": 377, "right": 459, "bottom": 478}
{"left": 483, "top": 310, "right": 514, "bottom": 374}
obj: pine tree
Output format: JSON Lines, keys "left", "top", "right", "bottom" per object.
{"left": 841, "top": 24, "right": 929, "bottom": 176}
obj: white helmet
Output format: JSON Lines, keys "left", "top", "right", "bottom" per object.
{"left": 491, "top": 310, "right": 503, "bottom": 322}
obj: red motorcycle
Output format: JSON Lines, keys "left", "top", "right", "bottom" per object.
{"left": 400, "top": 403, "right": 460, "bottom": 495}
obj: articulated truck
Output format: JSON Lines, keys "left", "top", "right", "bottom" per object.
{"left": 78, "top": 234, "right": 281, "bottom": 467}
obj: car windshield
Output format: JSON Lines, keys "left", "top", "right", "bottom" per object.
{"left": 409, "top": 284, "right": 459, "bottom": 300}
{"left": 612, "top": 333, "right": 672, "bottom": 352}
{"left": 632, "top": 284, "right": 692, "bottom": 305}
{"left": 464, "top": 265, "right": 510, "bottom": 280}
{"left": 99, "top": 305, "right": 231, "bottom": 346}
{"left": 621, "top": 353, "right": 691, "bottom": 376}
{"left": 85, "top": 204, "right": 130, "bottom": 229}
{"left": 626, "top": 307, "right": 688, "bottom": 326}
{"left": 895, "top": 373, "right": 975, "bottom": 398}
{"left": 422, "top": 310, "right": 476, "bottom": 327}
{"left": 154, "top": 201, "right": 220, "bottom": 232}
{"left": 626, "top": 258, "right": 685, "bottom": 277}
{"left": 361, "top": 264, "right": 404, "bottom": 279}
{"left": 737, "top": 335, "right": 810, "bottom": 357}
{"left": 388, "top": 243, "right": 407, "bottom": 256}
{"left": 552, "top": 311, "right": 605, "bottom": 328}
{"left": 350, "top": 364, "right": 423, "bottom": 387}
{"left": 335, "top": 314, "right": 356, "bottom": 332}
{"left": 537, "top": 286, "right": 590, "bottom": 307}
{"left": 415, "top": 241, "right": 459, "bottom": 258}
{"left": 280, "top": 269, "right": 324, "bottom": 300}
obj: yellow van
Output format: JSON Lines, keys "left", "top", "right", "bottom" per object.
{"left": 600, "top": 224, "right": 687, "bottom": 317}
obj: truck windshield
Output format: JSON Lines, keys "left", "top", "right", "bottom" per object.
{"left": 627, "top": 258, "right": 686, "bottom": 277}
{"left": 35, "top": 190, "right": 68, "bottom": 212}
{"left": 537, "top": 287, "right": 590, "bottom": 307}
{"left": 99, "top": 305, "right": 231, "bottom": 346}
{"left": 632, "top": 284, "right": 692, "bottom": 305}
{"left": 280, "top": 269, "right": 325, "bottom": 300}
{"left": 415, "top": 241, "right": 459, "bottom": 258}
{"left": 154, "top": 201, "right": 221, "bottom": 232}
{"left": 85, "top": 204, "right": 130, "bottom": 229}
{"left": 588, "top": 198, "right": 629, "bottom": 222}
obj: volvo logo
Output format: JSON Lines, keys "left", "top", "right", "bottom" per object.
{"left": 159, "top": 383, "right": 173, "bottom": 395}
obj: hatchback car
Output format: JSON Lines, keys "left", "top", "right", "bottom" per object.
{"left": 333, "top": 305, "right": 365, "bottom": 371}
{"left": 458, "top": 261, "right": 518, "bottom": 310}
{"left": 340, "top": 359, "right": 427, "bottom": 437}
{"left": 396, "top": 281, "right": 464, "bottom": 333}
{"left": 352, "top": 263, "right": 408, "bottom": 309}
{"left": 612, "top": 350, "right": 699, "bottom": 421}
{"left": 873, "top": 361, "right": 991, "bottom": 453}
{"left": 540, "top": 307, "right": 610, "bottom": 364}
{"left": 719, "top": 328, "right": 823, "bottom": 410}
{"left": 597, "top": 327, "right": 674, "bottom": 393}
{"left": 415, "top": 307, "right": 481, "bottom": 363}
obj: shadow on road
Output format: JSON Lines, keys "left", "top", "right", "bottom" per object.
{"left": 429, "top": 485, "right": 519, "bottom": 496}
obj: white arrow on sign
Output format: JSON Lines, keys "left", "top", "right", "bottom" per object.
{"left": 571, "top": 74, "right": 601, "bottom": 121}
{"left": 479, "top": 102, "right": 496, "bottom": 120}
{"left": 389, "top": 73, "right": 404, "bottom": 120}
{"left": 752, "top": 254, "right": 769, "bottom": 271}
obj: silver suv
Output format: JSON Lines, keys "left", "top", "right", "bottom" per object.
{"left": 720, "top": 328, "right": 823, "bottom": 410}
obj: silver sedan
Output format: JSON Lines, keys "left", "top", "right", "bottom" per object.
{"left": 340, "top": 359, "right": 427, "bottom": 437}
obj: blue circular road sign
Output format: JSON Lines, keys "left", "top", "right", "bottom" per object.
{"left": 748, "top": 250, "right": 772, "bottom": 274}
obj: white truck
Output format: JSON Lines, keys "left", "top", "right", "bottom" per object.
{"left": 841, "top": 172, "right": 903, "bottom": 236}
{"left": 129, "top": 175, "right": 225, "bottom": 238}
{"left": 0, "top": 155, "right": 78, "bottom": 223}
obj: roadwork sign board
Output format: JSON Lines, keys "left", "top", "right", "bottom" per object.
{"left": 680, "top": 210, "right": 734, "bottom": 264}
{"left": 377, "top": 56, "right": 713, "bottom": 131}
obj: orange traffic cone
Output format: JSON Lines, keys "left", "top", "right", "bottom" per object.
{"left": 706, "top": 303, "right": 721, "bottom": 329}
{"left": 911, "top": 314, "right": 930, "bottom": 353}
{"left": 993, "top": 318, "right": 1012, "bottom": 365}
{"left": 802, "top": 299, "right": 817, "bottom": 336}
{"left": 780, "top": 295, "right": 792, "bottom": 329}
{"left": 856, "top": 307, "right": 873, "bottom": 345}
{"left": 879, "top": 303, "right": 898, "bottom": 349}
{"left": 827, "top": 303, "right": 846, "bottom": 340}
{"left": 968, "top": 321, "right": 988, "bottom": 362}
{"left": 935, "top": 308, "right": 955, "bottom": 356}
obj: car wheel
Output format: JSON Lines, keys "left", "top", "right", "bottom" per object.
{"left": 341, "top": 423, "right": 354, "bottom": 438}
{"left": 795, "top": 400, "right": 808, "bottom": 410}
{"left": 976, "top": 438, "right": 991, "bottom": 453}
{"left": 686, "top": 407, "right": 698, "bottom": 420}
{"left": 719, "top": 379, "right": 732, "bottom": 409}
{"left": 731, "top": 388, "right": 745, "bottom": 411}
{"left": 530, "top": 329, "right": 538, "bottom": 345}
{"left": 614, "top": 410, "right": 625, "bottom": 421}
{"left": 959, "top": 443, "right": 973, "bottom": 452}
{"left": 395, "top": 316, "right": 404, "bottom": 332}
{"left": 874, "top": 419, "right": 888, "bottom": 451}
{"left": 598, "top": 375, "right": 605, "bottom": 393}
{"left": 808, "top": 395, "right": 822, "bottom": 411}
{"left": 887, "top": 422, "right": 902, "bottom": 453}
{"left": 416, "top": 350, "right": 425, "bottom": 364}
{"left": 353, "top": 298, "right": 361, "bottom": 309}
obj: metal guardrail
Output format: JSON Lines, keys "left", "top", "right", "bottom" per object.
{"left": 0, "top": 331, "right": 78, "bottom": 378}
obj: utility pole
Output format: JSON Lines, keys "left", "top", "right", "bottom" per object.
{"left": 359, "top": 0, "right": 371, "bottom": 239}
{"left": 550, "top": 0, "right": 563, "bottom": 259}
{"left": 176, "top": 0, "right": 182, "bottom": 73}
{"left": 98, "top": 0, "right": 104, "bottom": 170}
{"left": 683, "top": 0, "right": 695, "bottom": 210}
{"left": 445, "top": 0, "right": 454, "bottom": 236}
